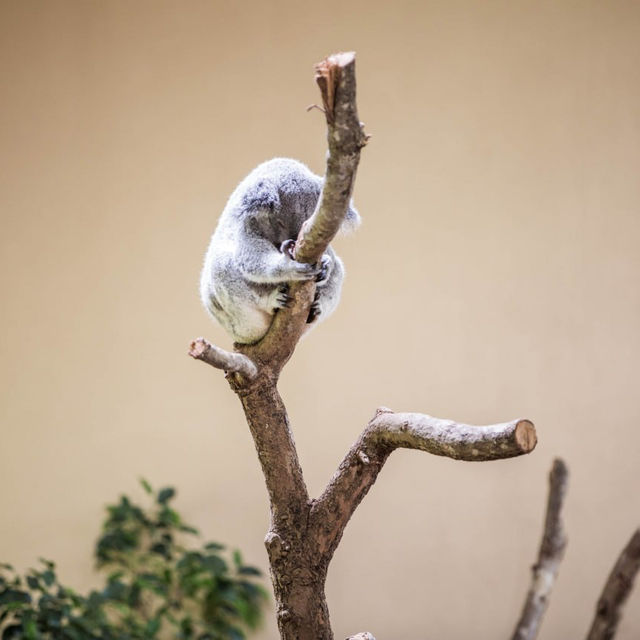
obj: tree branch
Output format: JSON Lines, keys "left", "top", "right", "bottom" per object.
{"left": 511, "top": 458, "right": 569, "bottom": 640}
{"left": 310, "top": 408, "right": 537, "bottom": 561}
{"left": 189, "top": 337, "right": 257, "bottom": 379}
{"left": 238, "top": 382, "right": 310, "bottom": 528}
{"left": 294, "top": 52, "right": 367, "bottom": 265}
{"left": 586, "top": 529, "right": 640, "bottom": 640}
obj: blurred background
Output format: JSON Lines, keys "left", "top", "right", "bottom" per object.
{"left": 1, "top": 1, "right": 639, "bottom": 638}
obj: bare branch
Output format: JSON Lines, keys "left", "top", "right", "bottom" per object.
{"left": 511, "top": 458, "right": 569, "bottom": 640}
{"left": 238, "top": 384, "right": 310, "bottom": 528}
{"left": 586, "top": 529, "right": 640, "bottom": 640}
{"left": 294, "top": 51, "right": 368, "bottom": 265}
{"left": 310, "top": 408, "right": 537, "bottom": 561}
{"left": 188, "top": 337, "right": 257, "bottom": 380}
{"left": 368, "top": 410, "right": 537, "bottom": 461}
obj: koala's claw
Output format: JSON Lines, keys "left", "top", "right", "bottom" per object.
{"left": 274, "top": 284, "right": 292, "bottom": 310}
{"left": 306, "top": 302, "right": 321, "bottom": 324}
{"left": 307, "top": 291, "right": 321, "bottom": 324}
{"left": 315, "top": 255, "right": 331, "bottom": 283}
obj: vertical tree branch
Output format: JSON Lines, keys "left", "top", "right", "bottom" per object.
{"left": 294, "top": 52, "right": 367, "bottom": 265}
{"left": 586, "top": 529, "right": 640, "bottom": 640}
{"left": 237, "top": 380, "right": 310, "bottom": 529}
{"left": 511, "top": 459, "right": 569, "bottom": 640}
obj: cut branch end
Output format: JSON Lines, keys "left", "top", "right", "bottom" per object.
{"left": 188, "top": 337, "right": 258, "bottom": 380}
{"left": 515, "top": 420, "right": 538, "bottom": 454}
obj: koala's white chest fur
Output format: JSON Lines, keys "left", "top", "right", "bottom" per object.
{"left": 200, "top": 158, "right": 360, "bottom": 344}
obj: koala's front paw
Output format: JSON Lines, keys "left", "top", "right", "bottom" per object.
{"left": 271, "top": 284, "right": 292, "bottom": 311}
{"left": 279, "top": 239, "right": 322, "bottom": 281}
{"left": 315, "top": 254, "right": 332, "bottom": 284}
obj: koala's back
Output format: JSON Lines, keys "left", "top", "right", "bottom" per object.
{"left": 200, "top": 158, "right": 358, "bottom": 344}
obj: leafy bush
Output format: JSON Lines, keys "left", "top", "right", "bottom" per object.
{"left": 0, "top": 481, "right": 268, "bottom": 639}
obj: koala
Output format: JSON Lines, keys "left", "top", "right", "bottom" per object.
{"left": 200, "top": 158, "right": 360, "bottom": 344}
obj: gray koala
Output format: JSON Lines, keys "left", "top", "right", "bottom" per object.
{"left": 200, "top": 158, "right": 360, "bottom": 344}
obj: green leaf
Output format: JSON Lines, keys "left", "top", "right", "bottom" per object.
{"left": 26, "top": 576, "right": 40, "bottom": 590}
{"left": 158, "top": 507, "right": 180, "bottom": 528}
{"left": 227, "top": 626, "right": 246, "bottom": 640}
{"left": 203, "top": 543, "right": 225, "bottom": 551}
{"left": 202, "top": 555, "right": 227, "bottom": 575}
{"left": 145, "top": 617, "right": 161, "bottom": 636}
{"left": 37, "top": 559, "right": 55, "bottom": 570}
{"left": 157, "top": 488, "right": 175, "bottom": 505}
{"left": 42, "top": 570, "right": 55, "bottom": 587}
{"left": 24, "top": 618, "right": 37, "bottom": 640}
{"left": 0, "top": 589, "right": 31, "bottom": 605}
{"left": 150, "top": 542, "right": 171, "bottom": 560}
{"left": 232, "top": 550, "right": 242, "bottom": 569}
{"left": 237, "top": 566, "right": 261, "bottom": 577}
{"left": 107, "top": 570, "right": 124, "bottom": 582}
{"left": 140, "top": 478, "right": 153, "bottom": 494}
{"left": 180, "top": 525, "right": 199, "bottom": 535}
{"left": 137, "top": 573, "right": 167, "bottom": 596}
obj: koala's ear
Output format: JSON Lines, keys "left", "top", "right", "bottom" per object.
{"left": 340, "top": 200, "right": 361, "bottom": 233}
{"left": 241, "top": 179, "right": 280, "bottom": 213}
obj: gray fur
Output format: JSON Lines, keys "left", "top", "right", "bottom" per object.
{"left": 200, "top": 158, "right": 360, "bottom": 344}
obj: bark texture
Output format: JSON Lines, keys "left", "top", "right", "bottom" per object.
{"left": 511, "top": 459, "right": 569, "bottom": 640}
{"left": 190, "top": 52, "right": 537, "bottom": 640}
{"left": 586, "top": 529, "right": 640, "bottom": 640}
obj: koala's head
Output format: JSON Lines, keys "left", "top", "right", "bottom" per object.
{"left": 229, "top": 157, "right": 361, "bottom": 239}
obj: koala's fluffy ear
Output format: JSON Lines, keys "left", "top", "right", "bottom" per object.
{"left": 241, "top": 179, "right": 280, "bottom": 213}
{"left": 340, "top": 200, "right": 361, "bottom": 233}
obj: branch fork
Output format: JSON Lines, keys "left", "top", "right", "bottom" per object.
{"left": 190, "top": 52, "right": 540, "bottom": 640}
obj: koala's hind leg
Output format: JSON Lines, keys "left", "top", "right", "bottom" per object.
{"left": 222, "top": 286, "right": 274, "bottom": 344}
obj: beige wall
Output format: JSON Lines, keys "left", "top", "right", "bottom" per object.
{"left": 2, "top": 1, "right": 640, "bottom": 638}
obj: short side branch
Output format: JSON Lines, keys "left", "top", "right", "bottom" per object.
{"left": 189, "top": 337, "right": 257, "bottom": 380}
{"left": 368, "top": 411, "right": 537, "bottom": 461}
{"left": 586, "top": 529, "right": 640, "bottom": 640}
{"left": 310, "top": 408, "right": 537, "bottom": 561}
{"left": 511, "top": 458, "right": 569, "bottom": 640}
